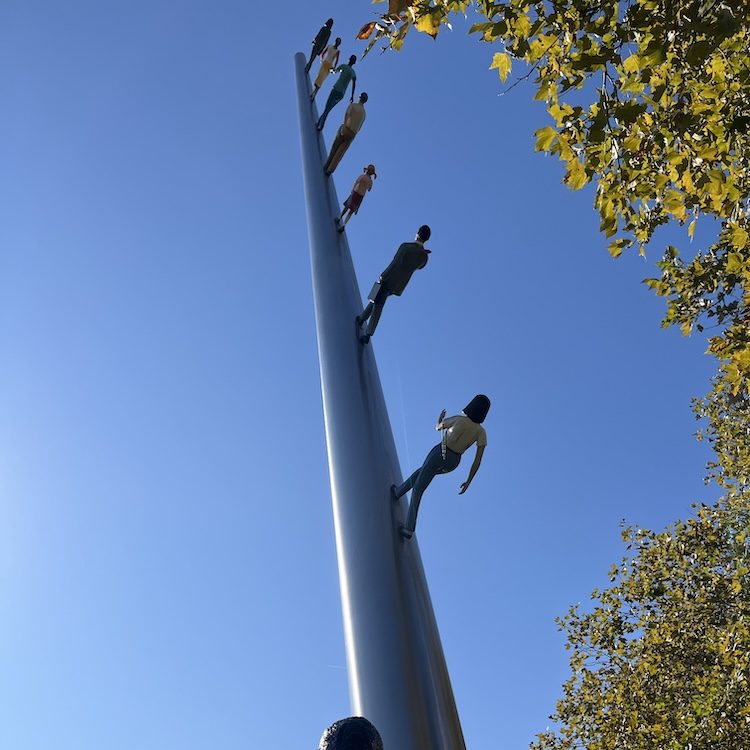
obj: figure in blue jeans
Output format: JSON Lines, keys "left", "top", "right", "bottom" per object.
{"left": 393, "top": 395, "right": 491, "bottom": 539}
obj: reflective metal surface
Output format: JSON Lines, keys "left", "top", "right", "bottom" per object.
{"left": 295, "top": 52, "right": 466, "bottom": 750}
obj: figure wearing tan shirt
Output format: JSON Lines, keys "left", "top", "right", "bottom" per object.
{"left": 393, "top": 395, "right": 491, "bottom": 539}
{"left": 323, "top": 93, "right": 368, "bottom": 175}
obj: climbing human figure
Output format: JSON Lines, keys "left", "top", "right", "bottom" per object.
{"left": 324, "top": 93, "right": 368, "bottom": 176}
{"left": 316, "top": 55, "right": 357, "bottom": 131}
{"left": 393, "top": 395, "right": 491, "bottom": 539}
{"left": 336, "top": 164, "right": 376, "bottom": 231}
{"left": 311, "top": 37, "right": 341, "bottom": 101}
{"left": 305, "top": 18, "right": 334, "bottom": 75}
{"left": 356, "top": 225, "right": 431, "bottom": 344}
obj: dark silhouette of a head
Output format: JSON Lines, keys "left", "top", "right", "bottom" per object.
{"left": 417, "top": 224, "right": 431, "bottom": 242}
{"left": 325, "top": 19, "right": 334, "bottom": 28}
{"left": 319, "top": 717, "right": 383, "bottom": 750}
{"left": 349, "top": 54, "right": 357, "bottom": 65}
{"left": 464, "top": 394, "right": 491, "bottom": 423}
{"left": 359, "top": 92, "right": 369, "bottom": 103}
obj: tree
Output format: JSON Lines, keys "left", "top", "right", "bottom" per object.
{"left": 358, "top": 3, "right": 750, "bottom": 745}
{"left": 532, "top": 494, "right": 750, "bottom": 750}
{"left": 361, "top": 0, "right": 750, "bottom": 486}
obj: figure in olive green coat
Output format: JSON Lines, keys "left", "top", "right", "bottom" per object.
{"left": 356, "top": 225, "right": 431, "bottom": 344}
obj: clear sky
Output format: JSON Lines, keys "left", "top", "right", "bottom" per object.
{"left": 0, "top": 2, "right": 719, "bottom": 749}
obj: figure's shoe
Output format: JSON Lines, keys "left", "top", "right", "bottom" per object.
{"left": 390, "top": 484, "right": 400, "bottom": 503}
{"left": 337, "top": 226, "right": 345, "bottom": 234}
{"left": 355, "top": 315, "right": 363, "bottom": 327}
{"left": 398, "top": 524, "right": 413, "bottom": 540}
{"left": 359, "top": 332, "right": 371, "bottom": 345}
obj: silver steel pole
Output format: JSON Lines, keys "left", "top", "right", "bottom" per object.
{"left": 294, "top": 53, "right": 466, "bottom": 750}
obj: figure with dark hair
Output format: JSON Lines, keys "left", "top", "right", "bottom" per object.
{"left": 356, "top": 225, "right": 431, "bottom": 344}
{"left": 316, "top": 55, "right": 357, "bottom": 131}
{"left": 324, "top": 93, "right": 368, "bottom": 175}
{"left": 393, "top": 395, "right": 491, "bottom": 539}
{"left": 305, "top": 19, "right": 334, "bottom": 74}
{"left": 336, "top": 164, "right": 376, "bottom": 230}
{"left": 311, "top": 37, "right": 341, "bottom": 101}
{"left": 318, "top": 716, "right": 384, "bottom": 750}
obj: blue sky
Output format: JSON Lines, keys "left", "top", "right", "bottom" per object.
{"left": 0, "top": 2, "right": 719, "bottom": 749}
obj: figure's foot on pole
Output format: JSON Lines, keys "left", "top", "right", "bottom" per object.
{"left": 337, "top": 226, "right": 345, "bottom": 234}
{"left": 399, "top": 524, "right": 413, "bottom": 540}
{"left": 355, "top": 315, "right": 363, "bottom": 328}
{"left": 390, "top": 484, "right": 400, "bottom": 503}
{"left": 359, "top": 333, "right": 371, "bottom": 345}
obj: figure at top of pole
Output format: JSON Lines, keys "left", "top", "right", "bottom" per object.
{"left": 393, "top": 395, "right": 491, "bottom": 540}
{"left": 316, "top": 55, "right": 357, "bottom": 131}
{"left": 305, "top": 18, "right": 334, "bottom": 75}
{"left": 311, "top": 37, "right": 341, "bottom": 101}
{"left": 336, "top": 165, "right": 376, "bottom": 231}
{"left": 356, "top": 224, "right": 431, "bottom": 345}
{"left": 323, "top": 92, "right": 368, "bottom": 176}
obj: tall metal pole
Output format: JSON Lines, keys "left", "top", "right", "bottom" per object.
{"left": 294, "top": 53, "right": 466, "bottom": 750}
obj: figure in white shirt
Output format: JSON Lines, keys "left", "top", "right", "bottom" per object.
{"left": 336, "top": 164, "right": 376, "bottom": 232}
{"left": 310, "top": 38, "right": 341, "bottom": 101}
{"left": 393, "top": 395, "right": 491, "bottom": 539}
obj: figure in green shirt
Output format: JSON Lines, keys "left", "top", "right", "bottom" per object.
{"left": 316, "top": 55, "right": 357, "bottom": 131}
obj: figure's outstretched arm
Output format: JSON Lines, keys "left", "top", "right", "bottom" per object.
{"left": 459, "top": 444, "right": 485, "bottom": 494}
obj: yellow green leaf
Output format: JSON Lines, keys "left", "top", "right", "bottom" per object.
{"left": 535, "top": 125, "right": 557, "bottom": 152}
{"left": 415, "top": 11, "right": 441, "bottom": 38}
{"left": 489, "top": 52, "right": 512, "bottom": 82}
{"left": 728, "top": 224, "right": 749, "bottom": 250}
{"left": 622, "top": 54, "right": 640, "bottom": 73}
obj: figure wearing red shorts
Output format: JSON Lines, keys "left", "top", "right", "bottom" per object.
{"left": 336, "top": 165, "right": 376, "bottom": 232}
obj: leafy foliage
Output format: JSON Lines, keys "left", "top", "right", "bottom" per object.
{"left": 533, "top": 494, "right": 750, "bottom": 750}
{"left": 362, "top": 1, "right": 749, "bottom": 483}
{"left": 361, "top": 3, "right": 750, "bottom": 746}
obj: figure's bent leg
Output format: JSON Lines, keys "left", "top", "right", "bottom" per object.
{"left": 403, "top": 445, "right": 445, "bottom": 533}
{"left": 325, "top": 133, "right": 353, "bottom": 174}
{"left": 364, "top": 297, "right": 386, "bottom": 337}
{"left": 357, "top": 301, "right": 374, "bottom": 324}
{"left": 324, "top": 129, "right": 345, "bottom": 173}
{"left": 395, "top": 467, "right": 421, "bottom": 499}
{"left": 317, "top": 90, "right": 342, "bottom": 129}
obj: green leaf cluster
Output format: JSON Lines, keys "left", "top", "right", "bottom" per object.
{"left": 533, "top": 493, "right": 750, "bottom": 750}
{"left": 363, "top": 3, "right": 750, "bottom": 745}
{"left": 365, "top": 0, "right": 749, "bottom": 489}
